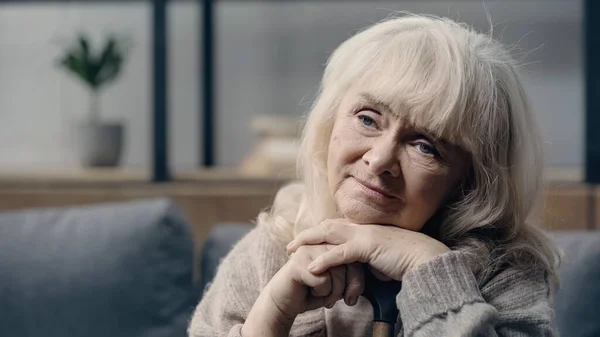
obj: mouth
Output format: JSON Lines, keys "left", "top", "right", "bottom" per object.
{"left": 353, "top": 177, "right": 399, "bottom": 200}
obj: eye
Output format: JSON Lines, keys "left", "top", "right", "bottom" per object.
{"left": 416, "top": 142, "right": 438, "bottom": 156}
{"left": 358, "top": 115, "right": 377, "bottom": 128}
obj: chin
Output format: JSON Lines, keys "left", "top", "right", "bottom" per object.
{"left": 337, "top": 199, "right": 426, "bottom": 231}
{"left": 337, "top": 198, "right": 393, "bottom": 225}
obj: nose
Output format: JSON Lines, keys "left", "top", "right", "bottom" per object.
{"left": 362, "top": 135, "right": 401, "bottom": 177}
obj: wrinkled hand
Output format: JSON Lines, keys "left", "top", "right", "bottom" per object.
{"left": 266, "top": 243, "right": 365, "bottom": 320}
{"left": 286, "top": 219, "right": 450, "bottom": 281}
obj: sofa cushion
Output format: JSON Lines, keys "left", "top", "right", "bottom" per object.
{"left": 0, "top": 198, "right": 196, "bottom": 337}
{"left": 552, "top": 231, "right": 600, "bottom": 337}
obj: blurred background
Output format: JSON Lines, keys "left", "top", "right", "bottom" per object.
{"left": 0, "top": 0, "right": 592, "bottom": 272}
{"left": 0, "top": 0, "right": 590, "bottom": 228}
{"left": 0, "top": 0, "right": 584, "bottom": 175}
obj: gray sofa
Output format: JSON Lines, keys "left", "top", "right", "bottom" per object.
{"left": 0, "top": 198, "right": 198, "bottom": 337}
{"left": 201, "top": 224, "right": 600, "bottom": 337}
{"left": 2, "top": 198, "right": 598, "bottom": 337}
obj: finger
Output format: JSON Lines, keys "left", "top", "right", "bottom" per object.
{"left": 294, "top": 266, "right": 330, "bottom": 292}
{"left": 286, "top": 220, "right": 351, "bottom": 253}
{"left": 309, "top": 244, "right": 335, "bottom": 297}
{"left": 290, "top": 250, "right": 331, "bottom": 292}
{"left": 309, "top": 243, "right": 364, "bottom": 274}
{"left": 344, "top": 263, "right": 365, "bottom": 306}
{"left": 322, "top": 265, "right": 346, "bottom": 309}
{"left": 308, "top": 270, "right": 331, "bottom": 298}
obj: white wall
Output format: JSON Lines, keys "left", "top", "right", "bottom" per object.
{"left": 0, "top": 2, "right": 199, "bottom": 171}
{"left": 0, "top": 0, "right": 583, "bottom": 171}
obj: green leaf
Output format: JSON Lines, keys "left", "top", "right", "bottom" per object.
{"left": 78, "top": 34, "right": 90, "bottom": 63}
{"left": 59, "top": 53, "right": 95, "bottom": 88}
{"left": 93, "top": 37, "right": 118, "bottom": 89}
{"left": 77, "top": 34, "right": 94, "bottom": 85}
{"left": 55, "top": 32, "right": 130, "bottom": 91}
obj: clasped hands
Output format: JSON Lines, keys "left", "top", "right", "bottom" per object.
{"left": 283, "top": 218, "right": 450, "bottom": 313}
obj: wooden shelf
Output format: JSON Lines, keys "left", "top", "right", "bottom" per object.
{"left": 0, "top": 168, "right": 293, "bottom": 191}
{"left": 0, "top": 168, "right": 593, "bottom": 251}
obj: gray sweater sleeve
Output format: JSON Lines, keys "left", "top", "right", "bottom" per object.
{"left": 188, "top": 225, "right": 287, "bottom": 337}
{"left": 397, "top": 251, "right": 557, "bottom": 337}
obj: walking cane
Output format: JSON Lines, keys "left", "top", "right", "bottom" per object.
{"left": 362, "top": 270, "right": 402, "bottom": 337}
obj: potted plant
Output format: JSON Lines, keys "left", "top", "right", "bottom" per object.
{"left": 57, "top": 33, "right": 131, "bottom": 167}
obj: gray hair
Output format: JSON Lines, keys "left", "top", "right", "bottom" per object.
{"left": 260, "top": 13, "right": 560, "bottom": 282}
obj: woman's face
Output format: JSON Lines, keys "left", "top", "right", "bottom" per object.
{"left": 327, "top": 89, "right": 470, "bottom": 231}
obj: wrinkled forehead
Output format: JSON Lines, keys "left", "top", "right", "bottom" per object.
{"left": 339, "top": 77, "right": 470, "bottom": 149}
{"left": 333, "top": 84, "right": 473, "bottom": 170}
{"left": 329, "top": 27, "right": 487, "bottom": 154}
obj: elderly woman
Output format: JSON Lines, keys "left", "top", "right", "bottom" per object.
{"left": 189, "top": 14, "right": 560, "bottom": 337}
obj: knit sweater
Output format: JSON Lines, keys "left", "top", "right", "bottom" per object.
{"left": 188, "top": 224, "right": 557, "bottom": 337}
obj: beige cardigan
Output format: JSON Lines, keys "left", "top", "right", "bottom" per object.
{"left": 188, "top": 224, "right": 557, "bottom": 336}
